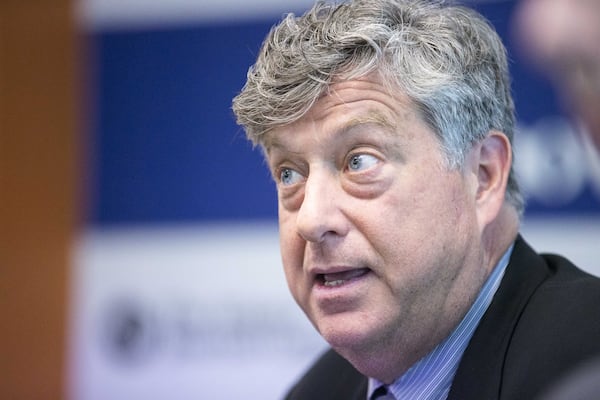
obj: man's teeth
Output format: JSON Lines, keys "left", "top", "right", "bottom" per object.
{"left": 323, "top": 279, "right": 345, "bottom": 287}
{"left": 321, "top": 268, "right": 370, "bottom": 287}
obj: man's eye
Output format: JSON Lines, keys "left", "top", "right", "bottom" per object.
{"left": 279, "top": 168, "right": 303, "bottom": 186}
{"left": 347, "top": 154, "right": 379, "bottom": 172}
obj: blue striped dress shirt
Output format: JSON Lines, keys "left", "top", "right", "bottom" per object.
{"left": 367, "top": 245, "right": 513, "bottom": 400}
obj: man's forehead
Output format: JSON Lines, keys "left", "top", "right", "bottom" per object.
{"left": 262, "top": 108, "right": 410, "bottom": 155}
{"left": 259, "top": 76, "right": 419, "bottom": 149}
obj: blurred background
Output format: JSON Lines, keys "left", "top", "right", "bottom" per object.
{"left": 1, "top": 0, "right": 599, "bottom": 399}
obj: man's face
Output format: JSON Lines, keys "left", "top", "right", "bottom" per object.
{"left": 264, "top": 76, "right": 488, "bottom": 376}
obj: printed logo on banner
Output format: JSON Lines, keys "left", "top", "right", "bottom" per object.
{"left": 97, "top": 293, "right": 323, "bottom": 368}
{"left": 99, "top": 296, "right": 161, "bottom": 365}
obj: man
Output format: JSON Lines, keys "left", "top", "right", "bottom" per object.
{"left": 232, "top": 1, "right": 600, "bottom": 399}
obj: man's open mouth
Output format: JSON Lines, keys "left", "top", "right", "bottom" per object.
{"left": 319, "top": 268, "right": 371, "bottom": 287}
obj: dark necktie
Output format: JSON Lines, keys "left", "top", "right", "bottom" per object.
{"left": 371, "top": 385, "right": 396, "bottom": 400}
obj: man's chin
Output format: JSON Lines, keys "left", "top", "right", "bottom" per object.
{"left": 317, "top": 318, "right": 377, "bottom": 354}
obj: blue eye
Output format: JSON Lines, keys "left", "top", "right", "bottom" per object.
{"left": 280, "top": 167, "right": 303, "bottom": 186}
{"left": 347, "top": 154, "right": 379, "bottom": 171}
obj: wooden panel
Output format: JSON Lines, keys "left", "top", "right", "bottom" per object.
{"left": 0, "top": 0, "right": 78, "bottom": 398}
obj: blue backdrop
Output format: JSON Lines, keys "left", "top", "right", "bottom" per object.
{"left": 88, "top": 1, "right": 600, "bottom": 226}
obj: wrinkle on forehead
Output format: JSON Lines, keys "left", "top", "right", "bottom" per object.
{"left": 261, "top": 75, "right": 419, "bottom": 151}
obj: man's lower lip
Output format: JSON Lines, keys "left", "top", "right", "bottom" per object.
{"left": 311, "top": 270, "right": 371, "bottom": 312}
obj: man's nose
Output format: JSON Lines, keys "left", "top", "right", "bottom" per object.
{"left": 295, "top": 170, "right": 347, "bottom": 243}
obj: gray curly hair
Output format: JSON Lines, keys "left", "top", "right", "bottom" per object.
{"left": 232, "top": 0, "right": 524, "bottom": 215}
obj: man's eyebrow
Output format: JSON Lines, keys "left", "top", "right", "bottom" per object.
{"left": 337, "top": 111, "right": 398, "bottom": 136}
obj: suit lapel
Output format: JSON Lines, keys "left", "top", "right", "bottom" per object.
{"left": 285, "top": 349, "right": 368, "bottom": 400}
{"left": 325, "top": 352, "right": 368, "bottom": 400}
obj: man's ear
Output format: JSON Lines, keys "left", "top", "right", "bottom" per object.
{"left": 472, "top": 130, "right": 512, "bottom": 228}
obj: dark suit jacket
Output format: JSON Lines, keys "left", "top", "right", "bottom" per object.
{"left": 285, "top": 236, "right": 600, "bottom": 400}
